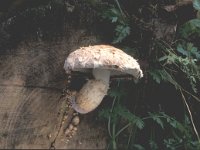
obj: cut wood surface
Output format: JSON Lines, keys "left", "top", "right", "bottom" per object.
{"left": 0, "top": 29, "right": 107, "bottom": 149}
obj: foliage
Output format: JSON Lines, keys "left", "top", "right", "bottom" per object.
{"left": 99, "top": 88, "right": 200, "bottom": 150}
{"left": 98, "top": 0, "right": 200, "bottom": 149}
{"left": 193, "top": 0, "right": 200, "bottom": 11}
{"left": 101, "top": 5, "right": 130, "bottom": 43}
{"left": 179, "top": 19, "right": 200, "bottom": 38}
{"left": 157, "top": 41, "right": 200, "bottom": 93}
{"left": 148, "top": 69, "right": 178, "bottom": 88}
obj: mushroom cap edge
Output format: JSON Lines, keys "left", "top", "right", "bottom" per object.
{"left": 64, "top": 45, "right": 143, "bottom": 79}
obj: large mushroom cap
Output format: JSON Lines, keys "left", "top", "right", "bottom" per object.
{"left": 64, "top": 45, "right": 143, "bottom": 79}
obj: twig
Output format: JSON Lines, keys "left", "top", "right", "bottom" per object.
{"left": 163, "top": 0, "right": 193, "bottom": 12}
{"left": 181, "top": 88, "right": 200, "bottom": 103}
{"left": 180, "top": 89, "right": 200, "bottom": 143}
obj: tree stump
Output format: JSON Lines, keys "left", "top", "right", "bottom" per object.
{"left": 0, "top": 29, "right": 107, "bottom": 149}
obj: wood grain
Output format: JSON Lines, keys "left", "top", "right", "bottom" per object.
{"left": 0, "top": 29, "right": 107, "bottom": 149}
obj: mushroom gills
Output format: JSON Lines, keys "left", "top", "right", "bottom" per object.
{"left": 71, "top": 69, "right": 110, "bottom": 114}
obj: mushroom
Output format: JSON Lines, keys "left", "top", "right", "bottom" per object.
{"left": 64, "top": 45, "right": 143, "bottom": 114}
{"left": 71, "top": 116, "right": 80, "bottom": 126}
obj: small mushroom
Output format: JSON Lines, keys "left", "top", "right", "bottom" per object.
{"left": 65, "top": 129, "right": 70, "bottom": 135}
{"left": 64, "top": 45, "right": 143, "bottom": 114}
{"left": 73, "top": 127, "right": 77, "bottom": 131}
{"left": 47, "top": 134, "right": 52, "bottom": 139}
{"left": 63, "top": 115, "right": 68, "bottom": 120}
{"left": 68, "top": 124, "right": 74, "bottom": 130}
{"left": 71, "top": 116, "right": 80, "bottom": 126}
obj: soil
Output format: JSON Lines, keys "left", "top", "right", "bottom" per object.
{"left": 0, "top": 28, "right": 107, "bottom": 149}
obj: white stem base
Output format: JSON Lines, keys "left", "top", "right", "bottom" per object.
{"left": 71, "top": 69, "right": 111, "bottom": 114}
{"left": 71, "top": 79, "right": 109, "bottom": 114}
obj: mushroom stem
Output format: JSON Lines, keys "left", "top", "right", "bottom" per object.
{"left": 71, "top": 69, "right": 110, "bottom": 114}
{"left": 92, "top": 68, "right": 110, "bottom": 83}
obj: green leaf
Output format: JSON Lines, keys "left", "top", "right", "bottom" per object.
{"left": 149, "top": 140, "right": 159, "bottom": 150}
{"left": 155, "top": 117, "right": 164, "bottom": 129}
{"left": 135, "top": 118, "right": 145, "bottom": 130}
{"left": 164, "top": 138, "right": 177, "bottom": 150}
{"left": 114, "top": 104, "right": 144, "bottom": 129}
{"left": 149, "top": 112, "right": 164, "bottom": 129}
{"left": 193, "top": 0, "right": 200, "bottom": 11}
{"left": 113, "top": 24, "right": 130, "bottom": 43}
{"left": 102, "top": 7, "right": 121, "bottom": 22}
{"left": 149, "top": 70, "right": 161, "bottom": 84}
{"left": 98, "top": 108, "right": 111, "bottom": 119}
{"left": 179, "top": 19, "right": 200, "bottom": 38}
{"left": 190, "top": 46, "right": 200, "bottom": 59}
{"left": 108, "top": 88, "right": 126, "bottom": 99}
{"left": 158, "top": 56, "right": 168, "bottom": 62}
{"left": 169, "top": 119, "right": 178, "bottom": 128}
{"left": 149, "top": 69, "right": 179, "bottom": 88}
{"left": 133, "top": 144, "right": 145, "bottom": 150}
{"left": 177, "top": 44, "right": 189, "bottom": 56}
{"left": 112, "top": 16, "right": 118, "bottom": 22}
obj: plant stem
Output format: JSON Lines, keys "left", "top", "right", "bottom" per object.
{"left": 181, "top": 88, "right": 200, "bottom": 103}
{"left": 142, "top": 115, "right": 166, "bottom": 120}
{"left": 114, "top": 0, "right": 125, "bottom": 17}
{"left": 126, "top": 126, "right": 134, "bottom": 150}
{"left": 112, "top": 123, "right": 117, "bottom": 149}
{"left": 108, "top": 96, "right": 117, "bottom": 138}
{"left": 107, "top": 96, "right": 118, "bottom": 149}
{"left": 108, "top": 117, "right": 112, "bottom": 137}
{"left": 111, "top": 96, "right": 117, "bottom": 111}
{"left": 112, "top": 140, "right": 117, "bottom": 150}
{"left": 116, "top": 123, "right": 131, "bottom": 137}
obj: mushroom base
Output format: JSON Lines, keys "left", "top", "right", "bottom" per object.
{"left": 71, "top": 79, "right": 109, "bottom": 114}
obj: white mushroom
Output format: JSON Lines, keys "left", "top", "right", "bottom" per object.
{"left": 64, "top": 45, "right": 143, "bottom": 114}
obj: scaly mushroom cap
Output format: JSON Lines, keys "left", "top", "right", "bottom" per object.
{"left": 64, "top": 45, "right": 143, "bottom": 79}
